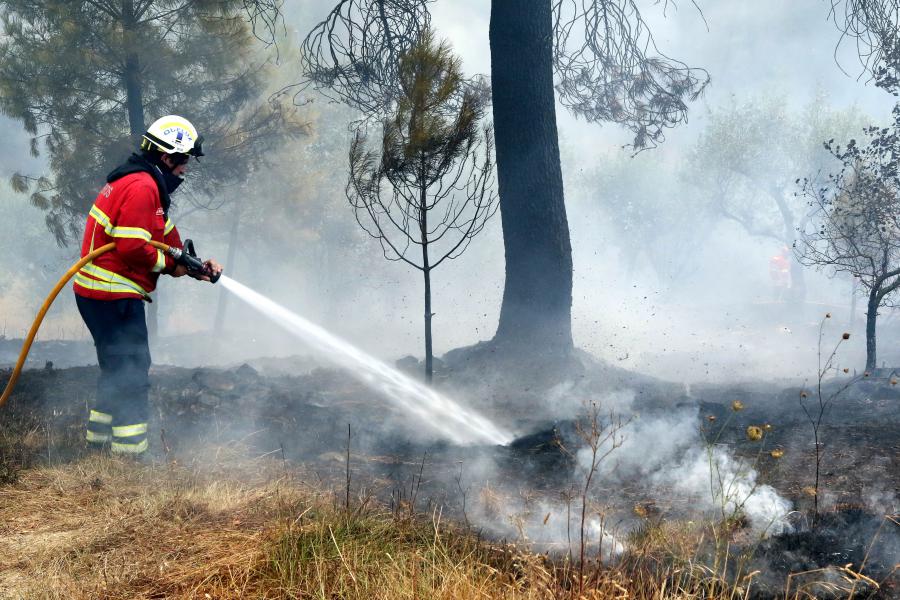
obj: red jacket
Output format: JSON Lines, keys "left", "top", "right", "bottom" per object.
{"left": 74, "top": 170, "right": 183, "bottom": 301}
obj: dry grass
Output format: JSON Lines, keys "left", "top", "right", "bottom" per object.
{"left": 0, "top": 451, "right": 892, "bottom": 600}
{"left": 0, "top": 450, "right": 296, "bottom": 599}
{"left": 0, "top": 450, "right": 568, "bottom": 599}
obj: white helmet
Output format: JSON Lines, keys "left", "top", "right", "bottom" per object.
{"left": 141, "top": 115, "right": 204, "bottom": 157}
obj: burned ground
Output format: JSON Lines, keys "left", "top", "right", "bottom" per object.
{"left": 1, "top": 353, "right": 898, "bottom": 598}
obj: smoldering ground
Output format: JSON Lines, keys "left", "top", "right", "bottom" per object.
{"left": 3, "top": 336, "right": 898, "bottom": 596}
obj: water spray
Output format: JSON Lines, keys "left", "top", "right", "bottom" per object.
{"left": 0, "top": 244, "right": 513, "bottom": 447}
{"left": 218, "top": 276, "right": 514, "bottom": 446}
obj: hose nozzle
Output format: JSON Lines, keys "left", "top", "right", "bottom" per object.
{"left": 167, "top": 239, "right": 221, "bottom": 283}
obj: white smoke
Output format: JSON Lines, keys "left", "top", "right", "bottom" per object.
{"left": 659, "top": 446, "right": 793, "bottom": 534}
{"left": 581, "top": 402, "right": 793, "bottom": 535}
{"left": 465, "top": 470, "right": 625, "bottom": 561}
{"left": 863, "top": 485, "right": 900, "bottom": 516}
{"left": 461, "top": 386, "right": 792, "bottom": 560}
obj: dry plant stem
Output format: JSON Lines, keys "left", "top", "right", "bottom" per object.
{"left": 44, "top": 420, "right": 51, "bottom": 466}
{"left": 346, "top": 423, "right": 352, "bottom": 514}
{"left": 702, "top": 411, "right": 753, "bottom": 525}
{"left": 847, "top": 514, "right": 896, "bottom": 599}
{"left": 701, "top": 407, "right": 773, "bottom": 578}
{"left": 410, "top": 450, "right": 427, "bottom": 517}
{"left": 703, "top": 410, "right": 737, "bottom": 522}
{"left": 563, "top": 487, "right": 575, "bottom": 564}
{"left": 454, "top": 462, "right": 470, "bottom": 529}
{"left": 558, "top": 400, "right": 629, "bottom": 596}
{"left": 799, "top": 315, "right": 861, "bottom": 525}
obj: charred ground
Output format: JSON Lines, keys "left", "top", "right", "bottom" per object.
{"left": 2, "top": 351, "right": 898, "bottom": 501}
{"left": 1, "top": 341, "right": 898, "bottom": 598}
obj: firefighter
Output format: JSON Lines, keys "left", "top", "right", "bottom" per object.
{"left": 769, "top": 245, "right": 792, "bottom": 301}
{"left": 74, "top": 115, "right": 222, "bottom": 456}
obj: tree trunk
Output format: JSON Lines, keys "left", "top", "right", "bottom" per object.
{"left": 772, "top": 186, "right": 806, "bottom": 304}
{"left": 849, "top": 278, "right": 859, "bottom": 331}
{"left": 121, "top": 0, "right": 145, "bottom": 139}
{"left": 420, "top": 178, "right": 433, "bottom": 383}
{"left": 489, "top": 0, "right": 573, "bottom": 352}
{"left": 122, "top": 0, "right": 156, "bottom": 336}
{"left": 213, "top": 200, "right": 241, "bottom": 334}
{"left": 423, "top": 266, "right": 433, "bottom": 382}
{"left": 788, "top": 255, "right": 806, "bottom": 303}
{"left": 865, "top": 288, "right": 878, "bottom": 372}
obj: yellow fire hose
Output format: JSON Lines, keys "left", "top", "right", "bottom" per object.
{"left": 0, "top": 240, "right": 173, "bottom": 408}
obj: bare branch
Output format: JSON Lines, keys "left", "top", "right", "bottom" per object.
{"left": 828, "top": 0, "right": 900, "bottom": 88}
{"left": 292, "top": 0, "right": 433, "bottom": 117}
{"left": 552, "top": 0, "right": 710, "bottom": 149}
{"left": 794, "top": 108, "right": 900, "bottom": 310}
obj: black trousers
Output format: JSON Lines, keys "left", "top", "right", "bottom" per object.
{"left": 76, "top": 295, "right": 151, "bottom": 454}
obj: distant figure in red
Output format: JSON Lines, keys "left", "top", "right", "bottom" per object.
{"left": 769, "top": 245, "right": 792, "bottom": 301}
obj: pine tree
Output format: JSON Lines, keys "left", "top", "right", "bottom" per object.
{"left": 0, "top": 0, "right": 293, "bottom": 245}
{"left": 347, "top": 32, "right": 496, "bottom": 381}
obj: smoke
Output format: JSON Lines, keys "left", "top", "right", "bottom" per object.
{"left": 863, "top": 486, "right": 900, "bottom": 516}
{"left": 660, "top": 446, "right": 792, "bottom": 534}
{"left": 457, "top": 454, "right": 626, "bottom": 560}
{"left": 544, "top": 382, "right": 636, "bottom": 420}
{"left": 574, "top": 401, "right": 791, "bottom": 534}
{"left": 479, "top": 496, "right": 626, "bottom": 561}
{"left": 579, "top": 394, "right": 792, "bottom": 535}
{"left": 454, "top": 385, "right": 792, "bottom": 558}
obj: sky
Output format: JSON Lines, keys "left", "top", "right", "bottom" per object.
{"left": 1, "top": 0, "right": 898, "bottom": 382}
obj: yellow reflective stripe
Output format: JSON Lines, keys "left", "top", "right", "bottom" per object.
{"left": 80, "top": 263, "right": 147, "bottom": 295}
{"left": 81, "top": 262, "right": 139, "bottom": 286}
{"left": 151, "top": 249, "right": 166, "bottom": 273}
{"left": 112, "top": 423, "right": 148, "bottom": 438}
{"left": 90, "top": 204, "right": 112, "bottom": 228}
{"left": 90, "top": 204, "right": 151, "bottom": 241}
{"left": 89, "top": 410, "right": 113, "bottom": 425}
{"left": 164, "top": 218, "right": 175, "bottom": 235}
{"left": 75, "top": 274, "right": 143, "bottom": 296}
{"left": 111, "top": 226, "right": 151, "bottom": 241}
{"left": 86, "top": 430, "right": 110, "bottom": 443}
{"left": 111, "top": 439, "right": 148, "bottom": 454}
{"left": 75, "top": 274, "right": 137, "bottom": 295}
